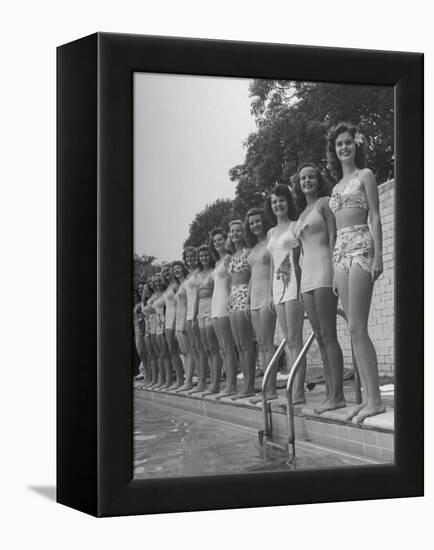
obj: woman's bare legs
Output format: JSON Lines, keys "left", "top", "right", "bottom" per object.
{"left": 199, "top": 319, "right": 222, "bottom": 396}
{"left": 144, "top": 335, "right": 158, "bottom": 387}
{"left": 303, "top": 288, "right": 346, "bottom": 413}
{"left": 229, "top": 311, "right": 256, "bottom": 399}
{"left": 157, "top": 333, "right": 172, "bottom": 389}
{"left": 334, "top": 265, "right": 385, "bottom": 423}
{"left": 187, "top": 320, "right": 208, "bottom": 393}
{"left": 135, "top": 334, "right": 149, "bottom": 385}
{"left": 249, "top": 307, "right": 277, "bottom": 403}
{"left": 175, "top": 330, "right": 194, "bottom": 391}
{"left": 149, "top": 334, "right": 165, "bottom": 388}
{"left": 276, "top": 300, "right": 306, "bottom": 404}
{"left": 213, "top": 317, "right": 238, "bottom": 398}
{"left": 165, "top": 328, "right": 184, "bottom": 389}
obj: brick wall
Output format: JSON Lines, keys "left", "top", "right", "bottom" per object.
{"left": 274, "top": 179, "right": 395, "bottom": 377}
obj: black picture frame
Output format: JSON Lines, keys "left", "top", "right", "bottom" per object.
{"left": 57, "top": 32, "right": 424, "bottom": 517}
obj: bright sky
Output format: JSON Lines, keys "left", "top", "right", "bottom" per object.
{"left": 134, "top": 72, "right": 256, "bottom": 262}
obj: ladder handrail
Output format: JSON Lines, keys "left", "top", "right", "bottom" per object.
{"left": 285, "top": 331, "right": 316, "bottom": 459}
{"left": 260, "top": 308, "right": 362, "bottom": 460}
{"left": 260, "top": 339, "right": 287, "bottom": 440}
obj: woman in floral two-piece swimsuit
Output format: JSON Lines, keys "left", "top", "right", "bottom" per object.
{"left": 327, "top": 122, "right": 385, "bottom": 423}
{"left": 227, "top": 220, "right": 256, "bottom": 400}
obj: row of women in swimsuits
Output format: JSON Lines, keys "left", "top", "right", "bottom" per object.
{"left": 134, "top": 122, "right": 386, "bottom": 424}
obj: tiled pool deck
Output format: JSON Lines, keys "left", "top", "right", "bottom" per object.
{"left": 134, "top": 378, "right": 394, "bottom": 465}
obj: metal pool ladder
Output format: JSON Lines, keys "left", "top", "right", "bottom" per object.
{"left": 258, "top": 309, "right": 362, "bottom": 461}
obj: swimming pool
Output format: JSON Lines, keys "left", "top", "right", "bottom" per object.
{"left": 133, "top": 396, "right": 371, "bottom": 479}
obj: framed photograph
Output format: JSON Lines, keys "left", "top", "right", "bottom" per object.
{"left": 57, "top": 33, "right": 423, "bottom": 517}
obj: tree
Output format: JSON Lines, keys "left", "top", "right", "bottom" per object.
{"left": 230, "top": 80, "right": 394, "bottom": 210}
{"left": 133, "top": 253, "right": 156, "bottom": 293}
{"left": 184, "top": 198, "right": 234, "bottom": 247}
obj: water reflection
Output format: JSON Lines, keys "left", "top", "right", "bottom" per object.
{"left": 134, "top": 402, "right": 350, "bottom": 479}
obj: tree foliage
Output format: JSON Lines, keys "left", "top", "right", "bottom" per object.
{"left": 184, "top": 198, "right": 234, "bottom": 248}
{"left": 229, "top": 80, "right": 394, "bottom": 218}
{"left": 183, "top": 80, "right": 394, "bottom": 244}
{"left": 133, "top": 253, "right": 156, "bottom": 291}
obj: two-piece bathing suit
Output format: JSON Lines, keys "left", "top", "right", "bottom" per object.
{"left": 266, "top": 223, "right": 300, "bottom": 305}
{"left": 227, "top": 249, "right": 250, "bottom": 313}
{"left": 153, "top": 293, "right": 166, "bottom": 335}
{"left": 329, "top": 170, "right": 374, "bottom": 274}
{"left": 144, "top": 298, "right": 158, "bottom": 337}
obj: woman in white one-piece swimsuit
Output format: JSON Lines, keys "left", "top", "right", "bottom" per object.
{"left": 245, "top": 207, "right": 277, "bottom": 403}
{"left": 209, "top": 227, "right": 238, "bottom": 399}
{"left": 264, "top": 184, "right": 306, "bottom": 404}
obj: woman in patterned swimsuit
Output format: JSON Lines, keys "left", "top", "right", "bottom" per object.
{"left": 264, "top": 184, "right": 306, "bottom": 404}
{"left": 210, "top": 228, "right": 238, "bottom": 399}
{"left": 294, "top": 162, "right": 345, "bottom": 413}
{"left": 227, "top": 220, "right": 256, "bottom": 400}
{"left": 161, "top": 262, "right": 185, "bottom": 390}
{"left": 327, "top": 122, "right": 385, "bottom": 423}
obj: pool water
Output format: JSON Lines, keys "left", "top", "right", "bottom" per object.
{"left": 133, "top": 399, "right": 360, "bottom": 479}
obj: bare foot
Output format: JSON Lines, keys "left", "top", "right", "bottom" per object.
{"left": 231, "top": 391, "right": 256, "bottom": 401}
{"left": 353, "top": 404, "right": 386, "bottom": 425}
{"left": 314, "top": 399, "right": 347, "bottom": 414}
{"left": 249, "top": 393, "right": 278, "bottom": 405}
{"left": 343, "top": 403, "right": 365, "bottom": 421}
{"left": 215, "top": 389, "right": 237, "bottom": 400}
{"left": 190, "top": 384, "right": 207, "bottom": 394}
{"left": 175, "top": 383, "right": 194, "bottom": 392}
{"left": 202, "top": 386, "right": 220, "bottom": 396}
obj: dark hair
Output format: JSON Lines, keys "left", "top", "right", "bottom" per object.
{"left": 292, "top": 162, "right": 331, "bottom": 211}
{"left": 171, "top": 260, "right": 188, "bottom": 281}
{"left": 326, "top": 122, "right": 368, "bottom": 181}
{"left": 182, "top": 246, "right": 197, "bottom": 266}
{"left": 145, "top": 276, "right": 154, "bottom": 293}
{"left": 264, "top": 184, "right": 298, "bottom": 225}
{"left": 209, "top": 227, "right": 229, "bottom": 260}
{"left": 244, "top": 207, "right": 271, "bottom": 247}
{"left": 197, "top": 244, "right": 216, "bottom": 270}
{"left": 141, "top": 283, "right": 152, "bottom": 302}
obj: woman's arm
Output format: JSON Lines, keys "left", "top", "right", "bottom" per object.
{"left": 362, "top": 169, "right": 383, "bottom": 282}
{"left": 292, "top": 246, "right": 302, "bottom": 300}
{"left": 319, "top": 196, "right": 337, "bottom": 259}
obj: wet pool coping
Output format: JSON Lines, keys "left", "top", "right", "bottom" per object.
{"left": 135, "top": 385, "right": 394, "bottom": 464}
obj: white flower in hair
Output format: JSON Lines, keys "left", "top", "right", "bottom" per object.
{"left": 354, "top": 131, "right": 364, "bottom": 146}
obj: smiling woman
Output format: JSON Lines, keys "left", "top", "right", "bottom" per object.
{"left": 327, "top": 122, "right": 385, "bottom": 424}
{"left": 264, "top": 184, "right": 306, "bottom": 403}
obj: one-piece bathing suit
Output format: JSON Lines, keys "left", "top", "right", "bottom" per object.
{"left": 295, "top": 199, "right": 333, "bottom": 293}
{"left": 211, "top": 259, "right": 231, "bottom": 318}
{"left": 266, "top": 223, "right": 300, "bottom": 305}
